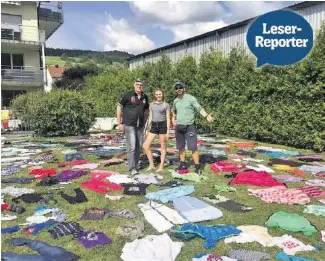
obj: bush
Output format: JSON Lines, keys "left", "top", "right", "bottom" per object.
{"left": 11, "top": 90, "right": 96, "bottom": 137}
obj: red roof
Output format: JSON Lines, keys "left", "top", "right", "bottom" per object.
{"left": 48, "top": 65, "right": 68, "bottom": 78}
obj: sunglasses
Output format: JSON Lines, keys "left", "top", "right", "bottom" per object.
{"left": 175, "top": 85, "right": 184, "bottom": 90}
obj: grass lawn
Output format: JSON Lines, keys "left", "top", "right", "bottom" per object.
{"left": 1, "top": 134, "right": 325, "bottom": 261}
{"left": 46, "top": 56, "right": 66, "bottom": 66}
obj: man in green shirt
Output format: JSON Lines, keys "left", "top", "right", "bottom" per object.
{"left": 172, "top": 82, "right": 214, "bottom": 174}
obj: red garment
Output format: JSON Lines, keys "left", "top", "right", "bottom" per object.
{"left": 1, "top": 204, "right": 9, "bottom": 211}
{"left": 177, "top": 169, "right": 190, "bottom": 175}
{"left": 287, "top": 169, "right": 306, "bottom": 177}
{"left": 210, "top": 161, "right": 246, "bottom": 173}
{"left": 230, "top": 141, "right": 255, "bottom": 149}
{"left": 90, "top": 170, "right": 116, "bottom": 181}
{"left": 29, "top": 168, "right": 56, "bottom": 179}
{"left": 58, "top": 160, "right": 88, "bottom": 167}
{"left": 81, "top": 179, "right": 123, "bottom": 194}
{"left": 315, "top": 172, "right": 325, "bottom": 179}
{"left": 230, "top": 170, "right": 284, "bottom": 187}
{"left": 296, "top": 186, "right": 325, "bottom": 198}
{"left": 197, "top": 140, "right": 204, "bottom": 146}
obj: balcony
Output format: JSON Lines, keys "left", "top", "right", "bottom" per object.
{"left": 1, "top": 66, "right": 43, "bottom": 87}
{"left": 1, "top": 24, "right": 45, "bottom": 47}
{"left": 38, "top": 2, "right": 64, "bottom": 39}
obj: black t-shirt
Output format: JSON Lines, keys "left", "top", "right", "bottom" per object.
{"left": 119, "top": 91, "right": 149, "bottom": 127}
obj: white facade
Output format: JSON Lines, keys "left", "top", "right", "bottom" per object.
{"left": 128, "top": 2, "right": 325, "bottom": 69}
{"left": 1, "top": 1, "right": 63, "bottom": 108}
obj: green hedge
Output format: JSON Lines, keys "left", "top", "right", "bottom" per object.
{"left": 11, "top": 89, "right": 96, "bottom": 137}
{"left": 84, "top": 24, "right": 325, "bottom": 151}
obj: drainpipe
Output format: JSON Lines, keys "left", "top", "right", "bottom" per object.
{"left": 41, "top": 41, "right": 47, "bottom": 91}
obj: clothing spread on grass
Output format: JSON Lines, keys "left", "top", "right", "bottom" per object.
{"left": 214, "top": 185, "right": 236, "bottom": 192}
{"left": 210, "top": 161, "right": 245, "bottom": 173}
{"left": 270, "top": 158, "right": 302, "bottom": 167}
{"left": 273, "top": 165, "right": 296, "bottom": 171}
{"left": 1, "top": 225, "right": 19, "bottom": 235}
{"left": 225, "top": 225, "right": 274, "bottom": 246}
{"left": 72, "top": 163, "right": 99, "bottom": 169}
{"left": 1, "top": 168, "right": 21, "bottom": 176}
{"left": 1, "top": 186, "right": 35, "bottom": 197}
{"left": 2, "top": 238, "right": 79, "bottom": 261}
{"left": 192, "top": 254, "right": 237, "bottom": 261}
{"left": 134, "top": 173, "right": 163, "bottom": 184}
{"left": 159, "top": 180, "right": 183, "bottom": 187}
{"left": 81, "top": 178, "right": 124, "bottom": 194}
{"left": 202, "top": 194, "right": 253, "bottom": 212}
{"left": 171, "top": 224, "right": 240, "bottom": 249}
{"left": 322, "top": 230, "right": 325, "bottom": 243}
{"left": 58, "top": 159, "right": 88, "bottom": 167}
{"left": 271, "top": 234, "right": 315, "bottom": 255}
{"left": 29, "top": 168, "right": 56, "bottom": 179}
{"left": 121, "top": 233, "right": 183, "bottom": 261}
{"left": 105, "top": 195, "right": 124, "bottom": 200}
{"left": 170, "top": 170, "right": 208, "bottom": 182}
{"left": 101, "top": 158, "right": 124, "bottom": 166}
{"left": 1, "top": 214, "right": 17, "bottom": 221}
{"left": 105, "top": 209, "right": 136, "bottom": 219}
{"left": 315, "top": 172, "right": 325, "bottom": 179}
{"left": 116, "top": 220, "right": 145, "bottom": 241}
{"left": 319, "top": 199, "right": 325, "bottom": 205}
{"left": 58, "top": 170, "right": 87, "bottom": 182}
{"left": 138, "top": 201, "right": 188, "bottom": 232}
{"left": 76, "top": 231, "right": 112, "bottom": 248}
{"left": 228, "top": 249, "right": 271, "bottom": 261}
{"left": 24, "top": 220, "right": 58, "bottom": 236}
{"left": 303, "top": 205, "right": 325, "bottom": 216}
{"left": 225, "top": 226, "right": 315, "bottom": 255}
{"left": 275, "top": 252, "right": 316, "bottom": 261}
{"left": 246, "top": 164, "right": 275, "bottom": 173}
{"left": 80, "top": 207, "right": 108, "bottom": 220}
{"left": 230, "top": 171, "right": 284, "bottom": 187}
{"left": 305, "top": 179, "right": 325, "bottom": 187}
{"left": 106, "top": 174, "right": 134, "bottom": 184}
{"left": 299, "top": 165, "right": 325, "bottom": 175}
{"left": 145, "top": 185, "right": 195, "bottom": 203}
{"left": 122, "top": 183, "right": 149, "bottom": 195}
{"left": 273, "top": 175, "right": 304, "bottom": 183}
{"left": 265, "top": 211, "right": 317, "bottom": 236}
{"left": 200, "top": 154, "right": 227, "bottom": 164}
{"left": 287, "top": 169, "right": 306, "bottom": 177}
{"left": 60, "top": 188, "right": 88, "bottom": 204}
{"left": 296, "top": 155, "right": 324, "bottom": 162}
{"left": 173, "top": 196, "right": 223, "bottom": 222}
{"left": 48, "top": 221, "right": 83, "bottom": 239}
{"left": 296, "top": 186, "right": 325, "bottom": 198}
{"left": 248, "top": 187, "right": 310, "bottom": 205}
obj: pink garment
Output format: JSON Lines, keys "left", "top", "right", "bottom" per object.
{"left": 210, "top": 161, "right": 245, "bottom": 173}
{"left": 230, "top": 171, "right": 284, "bottom": 187}
{"left": 73, "top": 163, "right": 99, "bottom": 170}
{"left": 81, "top": 179, "right": 123, "bottom": 194}
{"left": 90, "top": 170, "right": 117, "bottom": 181}
{"left": 315, "top": 172, "right": 325, "bottom": 179}
{"left": 295, "top": 186, "right": 325, "bottom": 198}
{"left": 319, "top": 199, "right": 325, "bottom": 205}
{"left": 248, "top": 186, "right": 310, "bottom": 205}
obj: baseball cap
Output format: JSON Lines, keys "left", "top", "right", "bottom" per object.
{"left": 175, "top": 81, "right": 185, "bottom": 89}
{"left": 135, "top": 78, "right": 143, "bottom": 85}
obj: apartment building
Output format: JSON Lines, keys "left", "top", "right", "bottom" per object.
{"left": 1, "top": 1, "right": 63, "bottom": 108}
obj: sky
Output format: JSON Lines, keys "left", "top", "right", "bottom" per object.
{"left": 47, "top": 1, "right": 299, "bottom": 55}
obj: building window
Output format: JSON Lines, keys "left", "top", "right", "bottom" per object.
{"left": 1, "top": 53, "right": 24, "bottom": 69}
{"left": 1, "top": 13, "right": 22, "bottom": 24}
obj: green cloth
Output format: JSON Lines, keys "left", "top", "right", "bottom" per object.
{"left": 265, "top": 211, "right": 317, "bottom": 236}
{"left": 172, "top": 94, "right": 202, "bottom": 125}
{"left": 170, "top": 170, "right": 207, "bottom": 182}
{"left": 214, "top": 185, "right": 237, "bottom": 192}
{"left": 303, "top": 205, "right": 325, "bottom": 216}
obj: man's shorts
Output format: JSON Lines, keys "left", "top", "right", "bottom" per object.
{"left": 149, "top": 121, "right": 167, "bottom": 135}
{"left": 175, "top": 124, "right": 197, "bottom": 151}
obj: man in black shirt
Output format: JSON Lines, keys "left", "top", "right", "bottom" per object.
{"left": 116, "top": 79, "right": 149, "bottom": 175}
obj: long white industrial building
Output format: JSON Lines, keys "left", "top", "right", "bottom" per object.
{"left": 127, "top": 1, "right": 325, "bottom": 69}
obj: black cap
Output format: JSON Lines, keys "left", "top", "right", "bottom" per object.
{"left": 175, "top": 81, "right": 185, "bottom": 89}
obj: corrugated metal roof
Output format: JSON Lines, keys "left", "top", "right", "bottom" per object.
{"left": 1, "top": 1, "right": 21, "bottom": 5}
{"left": 127, "top": 1, "right": 323, "bottom": 61}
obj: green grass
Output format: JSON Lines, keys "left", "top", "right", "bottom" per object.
{"left": 46, "top": 56, "right": 66, "bottom": 66}
{"left": 1, "top": 135, "right": 325, "bottom": 261}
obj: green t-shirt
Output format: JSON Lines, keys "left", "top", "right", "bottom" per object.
{"left": 172, "top": 94, "right": 202, "bottom": 125}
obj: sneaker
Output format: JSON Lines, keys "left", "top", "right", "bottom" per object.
{"left": 176, "top": 161, "right": 188, "bottom": 171}
{"left": 130, "top": 169, "right": 138, "bottom": 175}
{"left": 195, "top": 164, "right": 202, "bottom": 175}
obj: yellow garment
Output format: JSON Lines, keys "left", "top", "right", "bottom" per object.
{"left": 273, "top": 164, "right": 295, "bottom": 171}
{"left": 1, "top": 110, "right": 9, "bottom": 121}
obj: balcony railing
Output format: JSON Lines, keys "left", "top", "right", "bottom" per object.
{"left": 1, "top": 66, "right": 43, "bottom": 86}
{"left": 38, "top": 2, "right": 64, "bottom": 24}
{"left": 1, "top": 24, "right": 45, "bottom": 43}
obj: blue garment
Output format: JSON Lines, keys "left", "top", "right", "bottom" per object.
{"left": 173, "top": 196, "right": 223, "bottom": 222}
{"left": 1, "top": 168, "right": 21, "bottom": 176}
{"left": 275, "top": 252, "right": 315, "bottom": 261}
{"left": 1, "top": 225, "right": 19, "bottom": 235}
{"left": 256, "top": 150, "right": 300, "bottom": 157}
{"left": 2, "top": 238, "right": 79, "bottom": 261}
{"left": 34, "top": 205, "right": 49, "bottom": 212}
{"left": 40, "top": 143, "right": 59, "bottom": 147}
{"left": 145, "top": 185, "right": 195, "bottom": 203}
{"left": 172, "top": 224, "right": 241, "bottom": 248}
{"left": 24, "top": 220, "right": 58, "bottom": 236}
{"left": 209, "top": 149, "right": 226, "bottom": 156}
